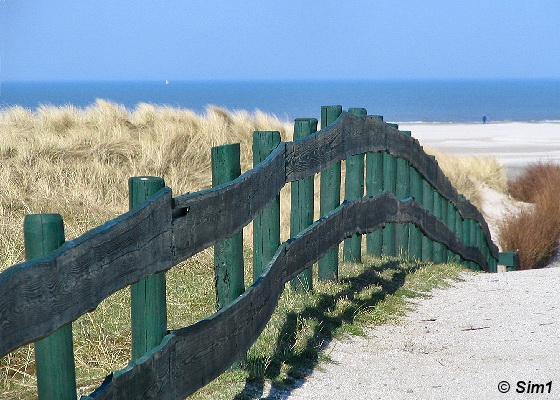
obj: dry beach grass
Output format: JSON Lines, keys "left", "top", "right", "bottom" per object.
{"left": 499, "top": 162, "right": 560, "bottom": 269}
{"left": 0, "top": 101, "right": 508, "bottom": 398}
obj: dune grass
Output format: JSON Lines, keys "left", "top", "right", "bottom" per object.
{"left": 0, "top": 101, "right": 500, "bottom": 398}
{"left": 499, "top": 162, "right": 560, "bottom": 269}
{"left": 426, "top": 147, "right": 508, "bottom": 209}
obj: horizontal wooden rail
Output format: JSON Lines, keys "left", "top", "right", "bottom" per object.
{"left": 172, "top": 143, "right": 286, "bottom": 262}
{"left": 0, "top": 189, "right": 173, "bottom": 358}
{"left": 83, "top": 192, "right": 487, "bottom": 400}
{"left": 172, "top": 112, "right": 497, "bottom": 265}
{"left": 0, "top": 112, "right": 498, "bottom": 359}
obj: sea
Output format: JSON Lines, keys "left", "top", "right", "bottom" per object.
{"left": 0, "top": 79, "right": 559, "bottom": 124}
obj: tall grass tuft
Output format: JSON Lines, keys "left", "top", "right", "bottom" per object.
{"left": 507, "top": 162, "right": 560, "bottom": 203}
{"left": 499, "top": 162, "right": 560, "bottom": 269}
{"left": 426, "top": 148, "right": 508, "bottom": 209}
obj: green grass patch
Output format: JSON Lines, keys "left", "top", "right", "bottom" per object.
{"left": 190, "top": 254, "right": 467, "bottom": 399}
{"left": 1, "top": 251, "right": 468, "bottom": 399}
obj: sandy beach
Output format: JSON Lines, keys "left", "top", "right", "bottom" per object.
{"left": 398, "top": 122, "right": 560, "bottom": 178}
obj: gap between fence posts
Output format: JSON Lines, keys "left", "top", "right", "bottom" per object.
{"left": 319, "top": 105, "right": 343, "bottom": 281}
{"left": 343, "top": 107, "right": 367, "bottom": 263}
{"left": 129, "top": 176, "right": 167, "bottom": 361}
{"left": 212, "top": 144, "right": 245, "bottom": 310}
{"left": 290, "top": 118, "right": 318, "bottom": 291}
{"left": 365, "top": 115, "right": 384, "bottom": 256}
{"left": 253, "top": 130, "right": 281, "bottom": 281}
{"left": 24, "top": 214, "right": 77, "bottom": 400}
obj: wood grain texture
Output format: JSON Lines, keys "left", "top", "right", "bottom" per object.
{"left": 84, "top": 245, "right": 287, "bottom": 400}
{"left": 285, "top": 113, "right": 497, "bottom": 259}
{"left": 0, "top": 188, "right": 173, "bottom": 358}
{"left": 172, "top": 144, "right": 286, "bottom": 264}
{"left": 85, "top": 191, "right": 489, "bottom": 400}
{"left": 172, "top": 112, "right": 496, "bottom": 264}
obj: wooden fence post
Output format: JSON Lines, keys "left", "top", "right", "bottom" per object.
{"left": 382, "top": 123, "right": 399, "bottom": 257}
{"left": 396, "top": 131, "right": 412, "bottom": 258}
{"left": 461, "top": 210, "right": 472, "bottom": 269}
{"left": 291, "top": 118, "right": 318, "bottom": 290}
{"left": 253, "top": 131, "right": 281, "bottom": 281}
{"left": 469, "top": 219, "right": 479, "bottom": 270}
{"left": 476, "top": 222, "right": 484, "bottom": 270}
{"left": 319, "top": 105, "right": 343, "bottom": 281}
{"left": 440, "top": 196, "right": 449, "bottom": 261}
{"left": 454, "top": 206, "right": 463, "bottom": 264}
{"left": 421, "top": 177, "right": 434, "bottom": 262}
{"left": 432, "top": 192, "right": 444, "bottom": 263}
{"left": 446, "top": 199, "right": 457, "bottom": 262}
{"left": 212, "top": 144, "right": 245, "bottom": 309}
{"left": 409, "top": 165, "right": 423, "bottom": 260}
{"left": 129, "top": 176, "right": 167, "bottom": 360}
{"left": 24, "top": 214, "right": 77, "bottom": 400}
{"left": 343, "top": 107, "right": 367, "bottom": 263}
{"left": 499, "top": 251, "right": 519, "bottom": 272}
{"left": 366, "top": 115, "right": 384, "bottom": 255}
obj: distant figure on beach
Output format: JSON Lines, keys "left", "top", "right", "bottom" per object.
{"left": 482, "top": 115, "right": 487, "bottom": 124}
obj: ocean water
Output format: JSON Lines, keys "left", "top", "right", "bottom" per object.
{"left": 0, "top": 80, "right": 558, "bottom": 123}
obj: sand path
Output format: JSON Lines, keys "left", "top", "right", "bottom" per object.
{"left": 287, "top": 268, "right": 560, "bottom": 400}
{"left": 269, "top": 124, "right": 560, "bottom": 399}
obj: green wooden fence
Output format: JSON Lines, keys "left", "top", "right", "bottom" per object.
{"left": 0, "top": 107, "right": 504, "bottom": 399}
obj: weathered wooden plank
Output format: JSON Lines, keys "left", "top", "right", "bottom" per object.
{"left": 285, "top": 113, "right": 388, "bottom": 182}
{"left": 0, "top": 188, "right": 173, "bottom": 358}
{"left": 172, "top": 144, "right": 286, "bottom": 264}
{"left": 85, "top": 244, "right": 288, "bottom": 400}
{"left": 284, "top": 113, "right": 497, "bottom": 258}
{"left": 85, "top": 192, "right": 489, "bottom": 400}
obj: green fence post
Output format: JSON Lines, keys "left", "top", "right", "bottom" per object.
{"left": 447, "top": 200, "right": 457, "bottom": 262}
{"left": 343, "top": 107, "right": 367, "bottom": 263}
{"left": 319, "top": 105, "right": 343, "bottom": 281}
{"left": 382, "top": 123, "right": 398, "bottom": 257}
{"left": 129, "top": 176, "right": 167, "bottom": 360}
{"left": 212, "top": 144, "right": 245, "bottom": 309}
{"left": 469, "top": 219, "right": 479, "bottom": 270}
{"left": 253, "top": 131, "right": 281, "bottom": 281}
{"left": 440, "top": 197, "right": 449, "bottom": 261}
{"left": 290, "top": 118, "right": 318, "bottom": 290}
{"left": 499, "top": 251, "right": 519, "bottom": 272}
{"left": 454, "top": 208, "right": 464, "bottom": 264}
{"left": 366, "top": 115, "right": 384, "bottom": 255}
{"left": 476, "top": 222, "right": 484, "bottom": 270}
{"left": 421, "top": 178, "right": 434, "bottom": 262}
{"left": 432, "top": 194, "right": 444, "bottom": 263}
{"left": 396, "top": 131, "right": 412, "bottom": 258}
{"left": 409, "top": 165, "right": 423, "bottom": 260}
{"left": 462, "top": 216, "right": 472, "bottom": 269}
{"left": 24, "top": 214, "right": 77, "bottom": 400}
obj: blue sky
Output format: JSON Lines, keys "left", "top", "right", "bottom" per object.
{"left": 1, "top": 0, "right": 560, "bottom": 82}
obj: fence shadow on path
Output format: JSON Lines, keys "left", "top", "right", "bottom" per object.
{"left": 233, "top": 258, "right": 424, "bottom": 400}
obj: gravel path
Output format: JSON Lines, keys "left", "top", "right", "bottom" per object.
{"left": 282, "top": 268, "right": 560, "bottom": 399}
